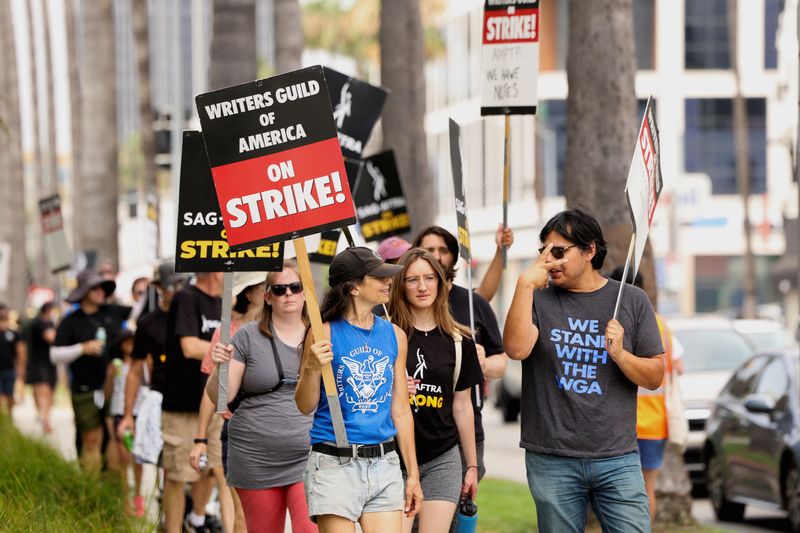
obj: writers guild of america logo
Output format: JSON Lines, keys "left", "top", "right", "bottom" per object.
{"left": 332, "top": 82, "right": 352, "bottom": 129}
{"left": 341, "top": 355, "right": 391, "bottom": 413}
{"left": 365, "top": 161, "right": 387, "bottom": 202}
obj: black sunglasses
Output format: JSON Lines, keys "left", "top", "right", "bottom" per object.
{"left": 538, "top": 244, "right": 577, "bottom": 260}
{"left": 270, "top": 282, "right": 303, "bottom": 296}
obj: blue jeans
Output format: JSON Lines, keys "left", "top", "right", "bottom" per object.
{"left": 525, "top": 450, "right": 651, "bottom": 533}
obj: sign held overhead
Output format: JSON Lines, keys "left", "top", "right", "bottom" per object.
{"left": 481, "top": 0, "right": 540, "bottom": 115}
{"left": 196, "top": 66, "right": 356, "bottom": 251}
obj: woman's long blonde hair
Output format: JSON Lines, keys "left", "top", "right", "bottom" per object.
{"left": 258, "top": 260, "right": 310, "bottom": 337}
{"left": 388, "top": 248, "right": 471, "bottom": 339}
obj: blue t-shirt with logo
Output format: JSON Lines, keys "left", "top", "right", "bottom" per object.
{"left": 310, "top": 316, "right": 398, "bottom": 445}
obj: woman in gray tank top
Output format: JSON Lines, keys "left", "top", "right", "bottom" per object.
{"left": 212, "top": 262, "right": 316, "bottom": 533}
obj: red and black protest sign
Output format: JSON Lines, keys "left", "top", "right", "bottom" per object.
{"left": 449, "top": 120, "right": 471, "bottom": 261}
{"left": 352, "top": 151, "right": 410, "bottom": 243}
{"left": 323, "top": 67, "right": 389, "bottom": 160}
{"left": 175, "top": 131, "right": 284, "bottom": 272}
{"left": 195, "top": 66, "right": 356, "bottom": 251}
{"left": 481, "top": 0, "right": 540, "bottom": 116}
{"left": 39, "top": 194, "right": 72, "bottom": 273}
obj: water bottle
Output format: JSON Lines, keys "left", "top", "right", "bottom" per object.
{"left": 455, "top": 495, "right": 478, "bottom": 533}
{"left": 122, "top": 430, "right": 134, "bottom": 452}
{"left": 95, "top": 327, "right": 106, "bottom": 350}
{"left": 198, "top": 453, "right": 208, "bottom": 472}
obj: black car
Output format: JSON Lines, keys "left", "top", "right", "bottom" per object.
{"left": 703, "top": 346, "right": 800, "bottom": 531}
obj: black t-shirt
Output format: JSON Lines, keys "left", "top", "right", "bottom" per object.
{"left": 162, "top": 285, "right": 221, "bottom": 413}
{"left": 132, "top": 308, "right": 168, "bottom": 393}
{"left": 29, "top": 318, "right": 55, "bottom": 365}
{"left": 0, "top": 329, "right": 22, "bottom": 370}
{"left": 448, "top": 284, "right": 504, "bottom": 443}
{"left": 405, "top": 328, "right": 483, "bottom": 465}
{"left": 54, "top": 305, "right": 131, "bottom": 391}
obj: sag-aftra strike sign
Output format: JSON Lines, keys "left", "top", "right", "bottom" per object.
{"left": 481, "top": 0, "right": 540, "bottom": 115}
{"left": 196, "top": 66, "right": 356, "bottom": 251}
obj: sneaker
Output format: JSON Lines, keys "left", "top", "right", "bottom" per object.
{"left": 182, "top": 515, "right": 209, "bottom": 533}
{"left": 133, "top": 495, "right": 145, "bottom": 517}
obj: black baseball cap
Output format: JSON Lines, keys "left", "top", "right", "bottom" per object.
{"left": 329, "top": 247, "right": 404, "bottom": 286}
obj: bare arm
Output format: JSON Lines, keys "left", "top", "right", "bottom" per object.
{"left": 295, "top": 324, "right": 331, "bottom": 416}
{"left": 180, "top": 336, "right": 210, "bottom": 361}
{"left": 227, "top": 358, "right": 245, "bottom": 403}
{"left": 481, "top": 350, "right": 508, "bottom": 379}
{"left": 453, "top": 388, "right": 478, "bottom": 498}
{"left": 118, "top": 358, "right": 143, "bottom": 438}
{"left": 189, "top": 391, "right": 216, "bottom": 472}
{"left": 15, "top": 341, "right": 26, "bottom": 382}
{"left": 605, "top": 319, "right": 665, "bottom": 390}
{"left": 475, "top": 225, "right": 514, "bottom": 302}
{"left": 42, "top": 327, "right": 56, "bottom": 345}
{"left": 390, "top": 324, "right": 422, "bottom": 517}
{"left": 503, "top": 244, "right": 565, "bottom": 360}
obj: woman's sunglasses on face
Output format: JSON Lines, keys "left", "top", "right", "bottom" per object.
{"left": 269, "top": 282, "right": 303, "bottom": 296}
{"left": 538, "top": 244, "right": 577, "bottom": 260}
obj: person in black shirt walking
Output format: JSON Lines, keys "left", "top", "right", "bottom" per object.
{"left": 25, "top": 302, "right": 57, "bottom": 432}
{"left": 0, "top": 304, "right": 26, "bottom": 414}
{"left": 51, "top": 270, "right": 131, "bottom": 472}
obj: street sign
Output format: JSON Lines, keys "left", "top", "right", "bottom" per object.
{"left": 480, "top": 0, "right": 540, "bottom": 115}
{"left": 175, "top": 131, "right": 284, "bottom": 272}
{"left": 196, "top": 65, "right": 356, "bottom": 251}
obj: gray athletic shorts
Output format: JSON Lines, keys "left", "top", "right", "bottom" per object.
{"left": 303, "top": 447, "right": 404, "bottom": 522}
{"left": 412, "top": 445, "right": 462, "bottom": 504}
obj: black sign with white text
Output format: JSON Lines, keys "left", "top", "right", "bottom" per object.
{"left": 352, "top": 151, "right": 410, "bottom": 242}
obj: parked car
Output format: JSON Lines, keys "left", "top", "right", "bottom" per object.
{"left": 733, "top": 318, "right": 795, "bottom": 351}
{"left": 668, "top": 317, "right": 755, "bottom": 488}
{"left": 703, "top": 346, "right": 800, "bottom": 531}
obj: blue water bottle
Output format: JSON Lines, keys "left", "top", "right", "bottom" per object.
{"left": 455, "top": 495, "right": 478, "bottom": 533}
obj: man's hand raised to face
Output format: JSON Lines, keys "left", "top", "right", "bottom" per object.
{"left": 517, "top": 243, "right": 568, "bottom": 290}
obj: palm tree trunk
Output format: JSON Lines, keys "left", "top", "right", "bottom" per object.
{"left": 132, "top": 0, "right": 159, "bottom": 256}
{"left": 209, "top": 0, "right": 256, "bottom": 91}
{"left": 380, "top": 0, "right": 434, "bottom": 233}
{"left": 74, "top": 0, "right": 118, "bottom": 267}
{"left": 0, "top": 0, "right": 30, "bottom": 310}
{"left": 274, "top": 0, "right": 303, "bottom": 73}
{"left": 66, "top": 0, "right": 81, "bottom": 247}
{"left": 728, "top": 0, "right": 757, "bottom": 318}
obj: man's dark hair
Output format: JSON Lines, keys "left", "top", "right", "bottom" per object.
{"left": 539, "top": 208, "right": 608, "bottom": 270}
{"left": 609, "top": 266, "right": 643, "bottom": 288}
{"left": 413, "top": 226, "right": 460, "bottom": 281}
{"left": 39, "top": 302, "right": 54, "bottom": 315}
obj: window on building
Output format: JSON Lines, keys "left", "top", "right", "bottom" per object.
{"left": 764, "top": 0, "right": 784, "bottom": 69}
{"left": 536, "top": 100, "right": 566, "bottom": 196}
{"left": 685, "top": 0, "right": 730, "bottom": 69}
{"left": 684, "top": 98, "right": 767, "bottom": 195}
{"left": 634, "top": 0, "right": 655, "bottom": 70}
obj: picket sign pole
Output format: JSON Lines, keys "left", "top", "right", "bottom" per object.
{"left": 293, "top": 237, "right": 350, "bottom": 459}
{"left": 466, "top": 258, "right": 481, "bottom": 408}
{"left": 216, "top": 272, "right": 233, "bottom": 413}
{"left": 342, "top": 226, "right": 356, "bottom": 247}
{"left": 612, "top": 235, "right": 636, "bottom": 321}
{"left": 502, "top": 114, "right": 511, "bottom": 268}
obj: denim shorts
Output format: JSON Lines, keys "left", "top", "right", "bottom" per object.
{"left": 637, "top": 439, "right": 666, "bottom": 470}
{"left": 303, "top": 447, "right": 404, "bottom": 522}
{"left": 525, "top": 450, "right": 650, "bottom": 533}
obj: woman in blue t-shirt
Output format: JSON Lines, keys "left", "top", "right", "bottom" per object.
{"left": 296, "top": 247, "right": 423, "bottom": 532}
{"left": 388, "top": 248, "right": 482, "bottom": 533}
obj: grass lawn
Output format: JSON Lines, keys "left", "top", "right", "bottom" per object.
{"left": 0, "top": 415, "right": 144, "bottom": 532}
{"left": 476, "top": 478, "right": 735, "bottom": 533}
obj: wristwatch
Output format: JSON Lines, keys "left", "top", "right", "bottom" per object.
{"left": 193, "top": 438, "right": 208, "bottom": 444}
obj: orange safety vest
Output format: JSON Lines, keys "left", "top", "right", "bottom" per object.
{"left": 636, "top": 314, "right": 671, "bottom": 440}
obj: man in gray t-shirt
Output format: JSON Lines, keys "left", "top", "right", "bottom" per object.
{"left": 504, "top": 209, "right": 664, "bottom": 533}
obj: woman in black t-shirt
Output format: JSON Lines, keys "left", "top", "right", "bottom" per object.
{"left": 388, "top": 248, "right": 483, "bottom": 533}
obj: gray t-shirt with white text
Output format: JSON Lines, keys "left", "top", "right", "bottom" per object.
{"left": 521, "top": 278, "right": 663, "bottom": 458}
